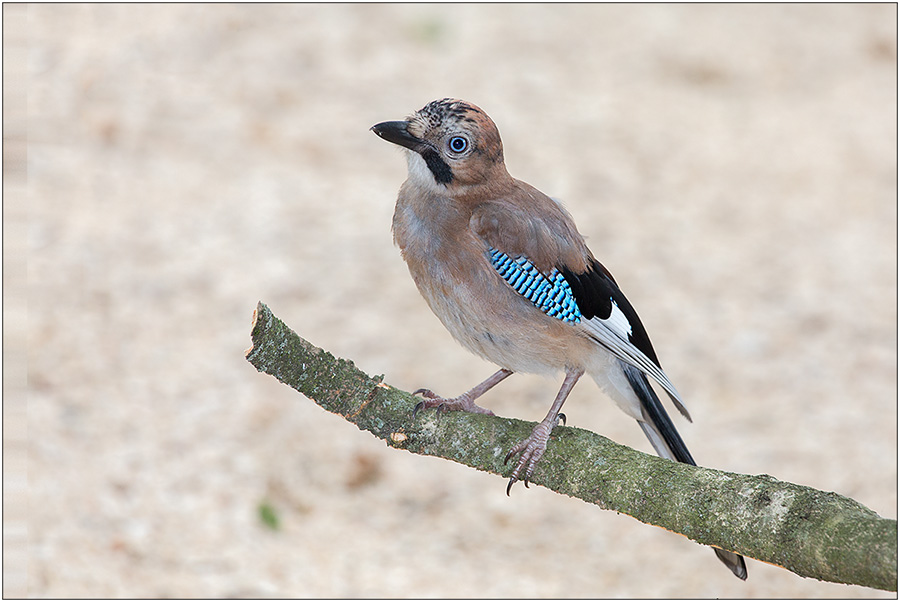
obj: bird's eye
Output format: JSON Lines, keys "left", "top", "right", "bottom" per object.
{"left": 448, "top": 136, "right": 468, "bottom": 153}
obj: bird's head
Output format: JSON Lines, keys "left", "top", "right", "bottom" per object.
{"left": 372, "top": 98, "right": 509, "bottom": 192}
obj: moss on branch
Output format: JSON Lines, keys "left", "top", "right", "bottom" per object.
{"left": 246, "top": 301, "right": 897, "bottom": 592}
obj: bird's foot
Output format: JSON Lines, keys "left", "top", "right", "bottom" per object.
{"left": 504, "top": 418, "right": 557, "bottom": 495}
{"left": 412, "top": 388, "right": 495, "bottom": 419}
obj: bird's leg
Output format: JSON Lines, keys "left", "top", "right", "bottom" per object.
{"left": 413, "top": 368, "right": 513, "bottom": 417}
{"left": 505, "top": 368, "right": 583, "bottom": 494}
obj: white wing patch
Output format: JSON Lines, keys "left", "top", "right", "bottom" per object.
{"left": 604, "top": 300, "right": 633, "bottom": 339}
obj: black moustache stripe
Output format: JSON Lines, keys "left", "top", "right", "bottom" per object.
{"left": 420, "top": 148, "right": 453, "bottom": 185}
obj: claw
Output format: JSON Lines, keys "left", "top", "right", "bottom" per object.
{"left": 412, "top": 400, "right": 425, "bottom": 419}
{"left": 506, "top": 468, "right": 533, "bottom": 495}
{"left": 557, "top": 412, "right": 566, "bottom": 426}
{"left": 505, "top": 443, "right": 529, "bottom": 494}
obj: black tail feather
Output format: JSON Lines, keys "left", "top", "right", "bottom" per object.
{"left": 621, "top": 362, "right": 748, "bottom": 580}
{"left": 622, "top": 364, "right": 695, "bottom": 465}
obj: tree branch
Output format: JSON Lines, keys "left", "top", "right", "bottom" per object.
{"left": 245, "top": 301, "right": 896, "bottom": 592}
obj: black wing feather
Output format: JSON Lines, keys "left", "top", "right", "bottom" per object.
{"left": 560, "top": 258, "right": 661, "bottom": 368}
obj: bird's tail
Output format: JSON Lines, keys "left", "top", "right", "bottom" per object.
{"left": 622, "top": 363, "right": 748, "bottom": 581}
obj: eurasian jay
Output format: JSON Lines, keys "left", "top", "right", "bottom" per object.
{"left": 372, "top": 98, "right": 747, "bottom": 580}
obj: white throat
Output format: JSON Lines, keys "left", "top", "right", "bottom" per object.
{"left": 406, "top": 151, "right": 446, "bottom": 194}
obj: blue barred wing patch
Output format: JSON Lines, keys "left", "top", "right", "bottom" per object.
{"left": 488, "top": 247, "right": 582, "bottom": 323}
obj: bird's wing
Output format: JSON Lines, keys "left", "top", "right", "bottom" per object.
{"left": 562, "top": 257, "right": 690, "bottom": 420}
{"left": 471, "top": 194, "right": 691, "bottom": 420}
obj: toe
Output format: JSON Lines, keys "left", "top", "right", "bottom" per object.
{"left": 504, "top": 443, "right": 523, "bottom": 465}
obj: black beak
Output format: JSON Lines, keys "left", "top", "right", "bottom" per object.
{"left": 371, "top": 120, "right": 423, "bottom": 152}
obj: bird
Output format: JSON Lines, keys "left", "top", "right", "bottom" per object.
{"left": 371, "top": 98, "right": 747, "bottom": 580}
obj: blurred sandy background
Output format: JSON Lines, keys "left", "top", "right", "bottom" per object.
{"left": 9, "top": 3, "right": 897, "bottom": 598}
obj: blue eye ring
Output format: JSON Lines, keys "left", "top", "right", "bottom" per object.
{"left": 448, "top": 136, "right": 468, "bottom": 153}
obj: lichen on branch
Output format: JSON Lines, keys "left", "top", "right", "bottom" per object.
{"left": 246, "top": 301, "right": 897, "bottom": 592}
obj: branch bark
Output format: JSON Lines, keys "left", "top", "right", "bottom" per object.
{"left": 245, "top": 301, "right": 897, "bottom": 592}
